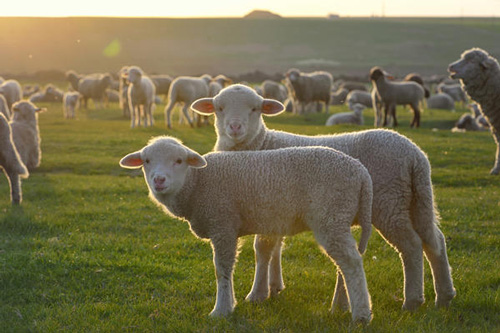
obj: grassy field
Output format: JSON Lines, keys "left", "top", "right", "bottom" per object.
{"left": 0, "top": 100, "right": 499, "bottom": 332}
{"left": 2, "top": 17, "right": 500, "bottom": 77}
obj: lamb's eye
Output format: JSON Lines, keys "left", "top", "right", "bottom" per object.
{"left": 251, "top": 107, "right": 257, "bottom": 112}
{"left": 176, "top": 158, "right": 182, "bottom": 164}
{"left": 145, "top": 159, "right": 150, "bottom": 164}
{"left": 219, "top": 107, "right": 223, "bottom": 112}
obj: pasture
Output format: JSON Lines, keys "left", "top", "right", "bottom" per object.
{"left": 1, "top": 99, "right": 499, "bottom": 331}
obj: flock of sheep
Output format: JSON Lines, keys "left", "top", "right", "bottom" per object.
{"left": 1, "top": 46, "right": 500, "bottom": 324}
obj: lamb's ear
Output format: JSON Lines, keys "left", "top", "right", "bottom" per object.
{"left": 261, "top": 99, "right": 285, "bottom": 116}
{"left": 186, "top": 151, "right": 207, "bottom": 169}
{"left": 119, "top": 151, "right": 144, "bottom": 169}
{"left": 191, "top": 98, "right": 215, "bottom": 115}
{"left": 35, "top": 108, "right": 47, "bottom": 113}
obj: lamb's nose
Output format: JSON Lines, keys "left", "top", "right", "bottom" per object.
{"left": 230, "top": 123, "right": 241, "bottom": 132}
{"left": 154, "top": 176, "right": 166, "bottom": 185}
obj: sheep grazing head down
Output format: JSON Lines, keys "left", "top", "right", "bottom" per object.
{"left": 191, "top": 84, "right": 284, "bottom": 143}
{"left": 448, "top": 48, "right": 499, "bottom": 83}
{"left": 11, "top": 101, "right": 46, "bottom": 122}
{"left": 119, "top": 136, "right": 206, "bottom": 196}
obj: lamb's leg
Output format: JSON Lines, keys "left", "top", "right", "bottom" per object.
{"left": 210, "top": 235, "right": 238, "bottom": 317}
{"left": 410, "top": 104, "right": 421, "bottom": 128}
{"left": 383, "top": 105, "right": 389, "bottom": 126}
{"left": 313, "top": 227, "right": 372, "bottom": 324}
{"left": 422, "top": 228, "right": 456, "bottom": 308}
{"left": 163, "top": 101, "right": 176, "bottom": 129}
{"left": 331, "top": 271, "right": 350, "bottom": 312}
{"left": 181, "top": 104, "right": 194, "bottom": 128}
{"left": 6, "top": 171, "right": 21, "bottom": 205}
{"left": 490, "top": 131, "right": 500, "bottom": 175}
{"left": 268, "top": 237, "right": 285, "bottom": 296}
{"left": 246, "top": 235, "right": 281, "bottom": 302}
{"left": 129, "top": 103, "right": 136, "bottom": 128}
{"left": 391, "top": 105, "right": 398, "bottom": 127}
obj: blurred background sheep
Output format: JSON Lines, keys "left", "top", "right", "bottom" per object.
{"left": 284, "top": 68, "right": 332, "bottom": 115}
{"left": 0, "top": 79, "right": 22, "bottom": 110}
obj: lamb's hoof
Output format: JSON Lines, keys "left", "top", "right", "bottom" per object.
{"left": 209, "top": 307, "right": 233, "bottom": 317}
{"left": 352, "top": 310, "right": 372, "bottom": 325}
{"left": 489, "top": 168, "right": 499, "bottom": 175}
{"left": 436, "top": 289, "right": 456, "bottom": 308}
{"left": 402, "top": 298, "right": 424, "bottom": 311}
{"left": 245, "top": 291, "right": 269, "bottom": 303}
{"left": 331, "top": 300, "right": 350, "bottom": 313}
{"left": 269, "top": 284, "right": 285, "bottom": 297}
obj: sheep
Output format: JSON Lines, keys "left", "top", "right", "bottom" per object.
{"left": 261, "top": 80, "right": 288, "bottom": 103}
{"left": 0, "top": 80, "right": 22, "bottom": 110}
{"left": 212, "top": 74, "right": 233, "bottom": 88}
{"left": 0, "top": 113, "right": 28, "bottom": 205}
{"left": 339, "top": 81, "right": 368, "bottom": 92}
{"left": 77, "top": 73, "right": 113, "bottom": 109}
{"left": 404, "top": 73, "right": 430, "bottom": 98}
{"left": 370, "top": 67, "right": 425, "bottom": 128}
{"left": 105, "top": 89, "right": 120, "bottom": 104}
{"left": 191, "top": 84, "right": 456, "bottom": 312}
{"left": 118, "top": 66, "right": 131, "bottom": 118}
{"left": 63, "top": 91, "right": 81, "bottom": 119}
{"left": 29, "top": 84, "right": 64, "bottom": 103}
{"left": 120, "top": 136, "right": 373, "bottom": 323}
{"left": 23, "top": 84, "right": 40, "bottom": 98}
{"left": 346, "top": 90, "right": 373, "bottom": 110}
{"left": 371, "top": 87, "right": 384, "bottom": 127}
{"left": 123, "top": 66, "right": 156, "bottom": 128}
{"left": 65, "top": 70, "right": 83, "bottom": 91}
{"left": 448, "top": 47, "right": 500, "bottom": 175}
{"left": 9, "top": 101, "right": 45, "bottom": 171}
{"left": 437, "top": 82, "right": 467, "bottom": 106}
{"left": 469, "top": 103, "right": 489, "bottom": 128}
{"left": 0, "top": 95, "right": 10, "bottom": 119}
{"left": 284, "top": 68, "right": 332, "bottom": 114}
{"left": 330, "top": 88, "right": 349, "bottom": 105}
{"left": 163, "top": 74, "right": 211, "bottom": 129}
{"left": 326, "top": 103, "right": 365, "bottom": 126}
{"left": 451, "top": 113, "right": 487, "bottom": 132}
{"left": 427, "top": 93, "right": 455, "bottom": 111}
{"left": 150, "top": 74, "right": 173, "bottom": 100}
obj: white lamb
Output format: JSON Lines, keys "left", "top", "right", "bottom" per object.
{"left": 123, "top": 66, "right": 156, "bottom": 128}
{"left": 10, "top": 101, "right": 45, "bottom": 171}
{"left": 164, "top": 74, "right": 211, "bottom": 129}
{"left": 63, "top": 91, "right": 81, "bottom": 119}
{"left": 120, "top": 136, "right": 373, "bottom": 323}
{"left": 0, "top": 113, "right": 28, "bottom": 204}
{"left": 0, "top": 79, "right": 22, "bottom": 110}
{"left": 191, "top": 84, "right": 456, "bottom": 312}
{"left": 326, "top": 103, "right": 365, "bottom": 126}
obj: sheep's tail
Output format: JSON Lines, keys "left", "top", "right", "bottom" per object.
{"left": 357, "top": 172, "right": 373, "bottom": 254}
{"left": 410, "top": 150, "right": 441, "bottom": 251}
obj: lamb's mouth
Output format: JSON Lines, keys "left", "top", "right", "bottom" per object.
{"left": 448, "top": 70, "right": 458, "bottom": 79}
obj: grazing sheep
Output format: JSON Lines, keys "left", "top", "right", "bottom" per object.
{"left": 191, "top": 84, "right": 456, "bottom": 312}
{"left": 0, "top": 113, "right": 29, "bottom": 204}
{"left": 77, "top": 73, "right": 113, "bottom": 109}
{"left": 151, "top": 74, "right": 173, "bottom": 100}
{"left": 427, "top": 93, "right": 455, "bottom": 111}
{"left": 0, "top": 95, "right": 10, "bottom": 119}
{"left": 10, "top": 101, "right": 45, "bottom": 171}
{"left": 0, "top": 80, "right": 22, "bottom": 110}
{"left": 285, "top": 68, "right": 332, "bottom": 114}
{"left": 330, "top": 88, "right": 349, "bottom": 105}
{"left": 437, "top": 82, "right": 467, "bottom": 106}
{"left": 63, "top": 91, "right": 81, "bottom": 119}
{"left": 370, "top": 67, "right": 425, "bottom": 128}
{"left": 346, "top": 90, "right": 373, "bottom": 110}
{"left": 29, "top": 84, "right": 64, "bottom": 103}
{"left": 164, "top": 74, "right": 211, "bottom": 129}
{"left": 23, "top": 84, "right": 40, "bottom": 98}
{"left": 404, "top": 73, "right": 430, "bottom": 98}
{"left": 261, "top": 80, "right": 288, "bottom": 103}
{"left": 339, "top": 81, "right": 368, "bottom": 92}
{"left": 448, "top": 47, "right": 500, "bottom": 174}
{"left": 123, "top": 66, "right": 156, "bottom": 128}
{"left": 469, "top": 103, "right": 489, "bottom": 128}
{"left": 326, "top": 103, "right": 365, "bottom": 126}
{"left": 120, "top": 136, "right": 373, "bottom": 323}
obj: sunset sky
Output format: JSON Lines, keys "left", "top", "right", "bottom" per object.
{"left": 3, "top": 0, "right": 500, "bottom": 17}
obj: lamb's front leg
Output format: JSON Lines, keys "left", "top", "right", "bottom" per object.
{"left": 490, "top": 131, "right": 500, "bottom": 175}
{"left": 210, "top": 235, "right": 238, "bottom": 317}
{"left": 246, "top": 235, "right": 284, "bottom": 302}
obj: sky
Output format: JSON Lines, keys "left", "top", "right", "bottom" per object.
{"left": 3, "top": 0, "right": 500, "bottom": 17}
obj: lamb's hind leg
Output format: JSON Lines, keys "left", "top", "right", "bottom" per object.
{"left": 246, "top": 235, "right": 284, "bottom": 302}
{"left": 490, "top": 131, "right": 500, "bottom": 175}
{"left": 313, "top": 227, "right": 372, "bottom": 323}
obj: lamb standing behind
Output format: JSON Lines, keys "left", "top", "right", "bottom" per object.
{"left": 163, "top": 74, "right": 211, "bottom": 128}
{"left": 123, "top": 66, "right": 156, "bottom": 128}
{"left": 0, "top": 80, "right": 22, "bottom": 110}
{"left": 0, "top": 113, "right": 28, "bottom": 204}
{"left": 120, "top": 136, "right": 373, "bottom": 323}
{"left": 9, "top": 101, "right": 45, "bottom": 171}
{"left": 191, "top": 84, "right": 456, "bottom": 313}
{"left": 448, "top": 47, "right": 500, "bottom": 174}
{"left": 285, "top": 68, "right": 332, "bottom": 114}
{"left": 427, "top": 93, "right": 455, "bottom": 111}
{"left": 326, "top": 103, "right": 365, "bottom": 126}
{"left": 63, "top": 91, "right": 81, "bottom": 119}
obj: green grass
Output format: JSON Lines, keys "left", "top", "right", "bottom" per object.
{"left": 1, "top": 101, "right": 499, "bottom": 332}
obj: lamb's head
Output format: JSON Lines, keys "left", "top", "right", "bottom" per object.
{"left": 285, "top": 68, "right": 301, "bottom": 82}
{"left": 11, "top": 101, "right": 46, "bottom": 123}
{"left": 352, "top": 103, "right": 365, "bottom": 115}
{"left": 200, "top": 74, "right": 212, "bottom": 85}
{"left": 191, "top": 84, "right": 284, "bottom": 144}
{"left": 448, "top": 48, "right": 499, "bottom": 84}
{"left": 369, "top": 67, "right": 385, "bottom": 82}
{"left": 125, "top": 66, "right": 143, "bottom": 85}
{"left": 119, "top": 136, "right": 206, "bottom": 196}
